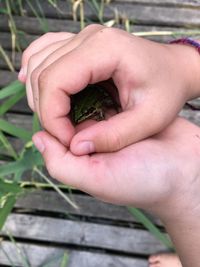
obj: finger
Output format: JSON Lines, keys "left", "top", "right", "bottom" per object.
{"left": 30, "top": 24, "right": 104, "bottom": 113}
{"left": 18, "top": 32, "right": 75, "bottom": 83}
{"left": 27, "top": 38, "right": 74, "bottom": 111}
{"left": 35, "top": 28, "right": 119, "bottom": 146}
{"left": 70, "top": 99, "right": 175, "bottom": 154}
{"left": 32, "top": 131, "right": 111, "bottom": 197}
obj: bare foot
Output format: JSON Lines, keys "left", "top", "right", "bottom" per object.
{"left": 148, "top": 253, "right": 182, "bottom": 267}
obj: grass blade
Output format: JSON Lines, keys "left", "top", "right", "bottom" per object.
{"left": 34, "top": 167, "right": 79, "bottom": 210}
{"left": 0, "top": 80, "right": 25, "bottom": 100}
{"left": 6, "top": 231, "right": 31, "bottom": 267}
{"left": 0, "top": 89, "right": 25, "bottom": 115}
{"left": 32, "top": 113, "right": 41, "bottom": 134}
{"left": 0, "top": 148, "right": 43, "bottom": 176}
{"left": 60, "top": 252, "right": 69, "bottom": 267}
{"left": 0, "top": 130, "right": 18, "bottom": 159}
{"left": 128, "top": 207, "right": 174, "bottom": 250}
{"left": 0, "top": 118, "right": 32, "bottom": 141}
{"left": 0, "top": 44, "right": 15, "bottom": 72}
{"left": 0, "top": 195, "right": 16, "bottom": 230}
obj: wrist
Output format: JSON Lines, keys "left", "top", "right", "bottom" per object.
{"left": 168, "top": 40, "right": 200, "bottom": 100}
{"left": 163, "top": 207, "right": 200, "bottom": 267}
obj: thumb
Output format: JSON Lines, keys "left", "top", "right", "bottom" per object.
{"left": 70, "top": 106, "right": 166, "bottom": 155}
{"left": 32, "top": 131, "right": 98, "bottom": 190}
{"left": 32, "top": 131, "right": 68, "bottom": 183}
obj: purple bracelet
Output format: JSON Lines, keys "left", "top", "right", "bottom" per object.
{"left": 170, "top": 38, "right": 200, "bottom": 54}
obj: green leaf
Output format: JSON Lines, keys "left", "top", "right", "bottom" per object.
{"left": 0, "top": 195, "right": 16, "bottom": 230}
{"left": 0, "top": 130, "right": 18, "bottom": 159}
{"left": 0, "top": 118, "right": 32, "bottom": 141}
{"left": 0, "top": 179, "right": 23, "bottom": 230}
{"left": 60, "top": 252, "right": 69, "bottom": 267}
{"left": 0, "top": 148, "right": 43, "bottom": 176}
{"left": 0, "top": 89, "right": 25, "bottom": 115}
{"left": 128, "top": 207, "right": 174, "bottom": 250}
{"left": 32, "top": 113, "right": 41, "bottom": 134}
{"left": 0, "top": 80, "right": 25, "bottom": 100}
{"left": 0, "top": 179, "right": 22, "bottom": 197}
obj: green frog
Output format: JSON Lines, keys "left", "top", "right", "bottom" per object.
{"left": 70, "top": 84, "right": 117, "bottom": 124}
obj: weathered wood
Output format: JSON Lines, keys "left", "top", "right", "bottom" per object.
{"left": 1, "top": 213, "right": 167, "bottom": 255}
{"left": 1, "top": 1, "right": 199, "bottom": 28}
{"left": 21, "top": 1, "right": 200, "bottom": 28}
{"left": 0, "top": 31, "right": 36, "bottom": 50}
{"left": 114, "top": 0, "right": 200, "bottom": 7}
{"left": 0, "top": 15, "right": 81, "bottom": 35}
{"left": 3, "top": 113, "right": 33, "bottom": 131}
{"left": 15, "top": 190, "right": 161, "bottom": 226}
{"left": 68, "top": 250, "right": 148, "bottom": 267}
{"left": 0, "top": 70, "right": 17, "bottom": 87}
{"left": 0, "top": 241, "right": 148, "bottom": 267}
{"left": 179, "top": 109, "right": 200, "bottom": 126}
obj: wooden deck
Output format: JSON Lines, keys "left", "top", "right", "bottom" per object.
{"left": 0, "top": 0, "right": 200, "bottom": 266}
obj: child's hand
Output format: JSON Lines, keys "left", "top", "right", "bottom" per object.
{"left": 32, "top": 117, "right": 200, "bottom": 220}
{"left": 19, "top": 25, "right": 200, "bottom": 155}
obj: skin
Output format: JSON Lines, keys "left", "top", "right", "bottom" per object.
{"left": 18, "top": 25, "right": 200, "bottom": 155}
{"left": 18, "top": 26, "right": 200, "bottom": 267}
{"left": 148, "top": 253, "right": 182, "bottom": 267}
{"left": 32, "top": 117, "right": 200, "bottom": 267}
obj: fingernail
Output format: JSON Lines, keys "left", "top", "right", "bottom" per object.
{"left": 76, "top": 141, "right": 95, "bottom": 154}
{"left": 33, "top": 135, "right": 45, "bottom": 153}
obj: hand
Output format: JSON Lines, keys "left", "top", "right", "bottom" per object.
{"left": 19, "top": 25, "right": 200, "bottom": 155}
{"left": 32, "top": 117, "right": 200, "bottom": 220}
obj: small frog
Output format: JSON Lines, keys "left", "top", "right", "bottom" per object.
{"left": 70, "top": 84, "right": 117, "bottom": 124}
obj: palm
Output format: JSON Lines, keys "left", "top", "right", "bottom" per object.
{"left": 43, "top": 117, "right": 200, "bottom": 217}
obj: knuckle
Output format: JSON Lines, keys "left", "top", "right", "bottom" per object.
{"left": 82, "top": 23, "right": 103, "bottom": 32}
{"left": 42, "top": 32, "right": 55, "bottom": 39}
{"left": 92, "top": 27, "right": 119, "bottom": 46}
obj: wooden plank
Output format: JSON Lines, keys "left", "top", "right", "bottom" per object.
{"left": 179, "top": 109, "right": 200, "bottom": 126}
{"left": 3, "top": 113, "right": 33, "bottom": 131}
{"left": 0, "top": 71, "right": 17, "bottom": 88}
{"left": 0, "top": 32, "right": 36, "bottom": 50}
{"left": 0, "top": 241, "right": 148, "bottom": 267}
{"left": 1, "top": 1, "right": 198, "bottom": 28}
{"left": 107, "top": 3, "right": 200, "bottom": 27}
{"left": 1, "top": 22, "right": 199, "bottom": 54}
{"left": 1, "top": 214, "right": 167, "bottom": 255}
{"left": 113, "top": 0, "right": 200, "bottom": 7}
{"left": 68, "top": 250, "right": 148, "bottom": 267}
{"left": 21, "top": 1, "right": 200, "bottom": 28}
{"left": 0, "top": 241, "right": 67, "bottom": 267}
{"left": 15, "top": 190, "right": 161, "bottom": 226}
{"left": 0, "top": 15, "right": 81, "bottom": 35}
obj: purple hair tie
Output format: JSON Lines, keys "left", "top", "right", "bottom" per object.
{"left": 170, "top": 38, "right": 200, "bottom": 54}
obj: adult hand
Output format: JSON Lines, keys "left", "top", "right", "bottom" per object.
{"left": 32, "top": 117, "right": 200, "bottom": 220}
{"left": 19, "top": 25, "right": 200, "bottom": 155}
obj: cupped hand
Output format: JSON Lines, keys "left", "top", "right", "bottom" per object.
{"left": 32, "top": 117, "right": 200, "bottom": 220}
{"left": 19, "top": 25, "right": 200, "bottom": 155}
